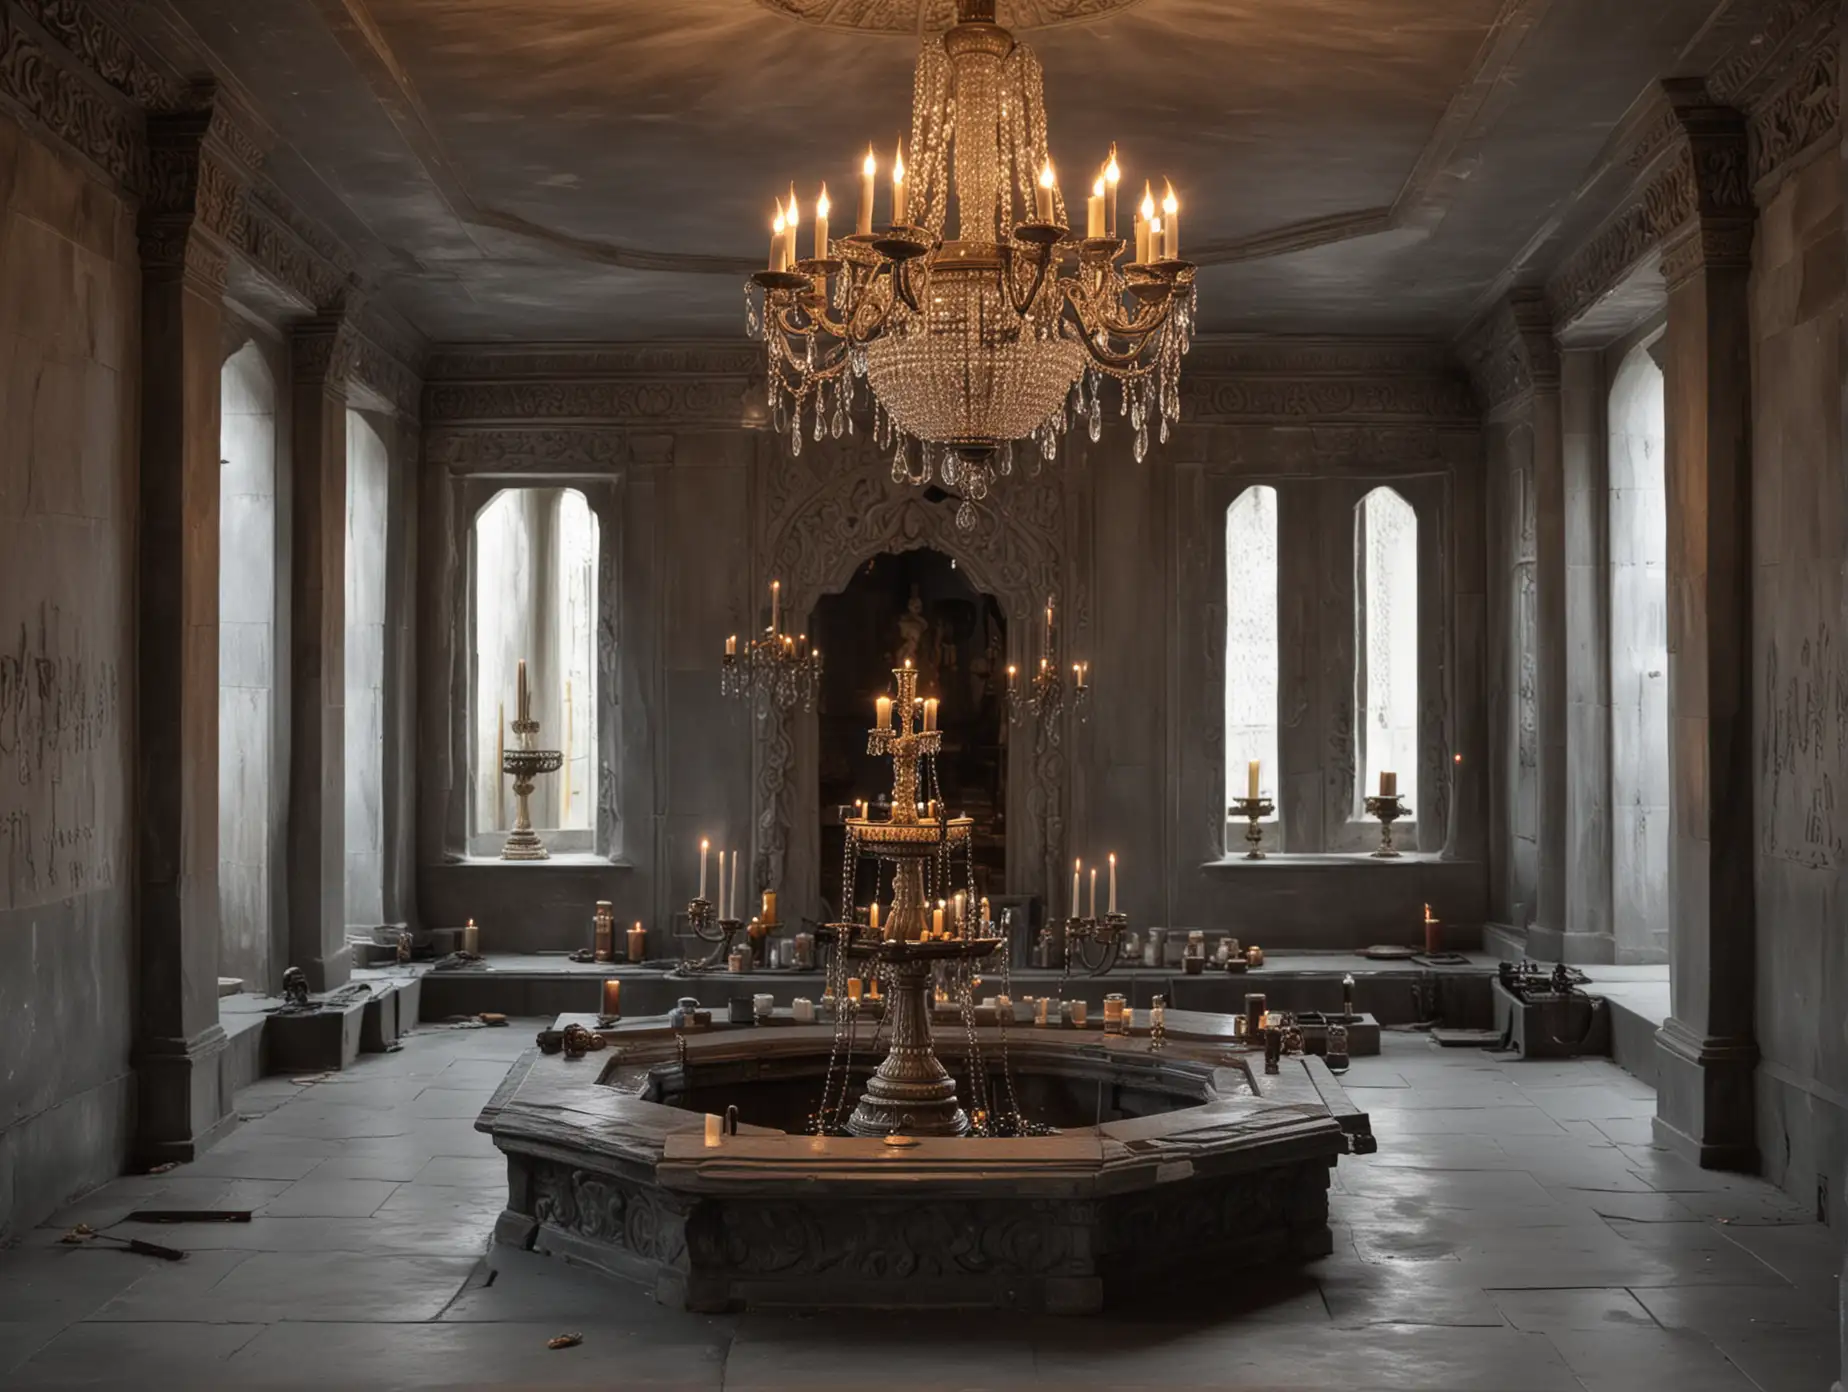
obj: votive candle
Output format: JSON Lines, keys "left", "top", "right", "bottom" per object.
{"left": 601, "top": 978, "right": 621, "bottom": 1017}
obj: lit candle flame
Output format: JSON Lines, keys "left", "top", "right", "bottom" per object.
{"left": 1140, "top": 183, "right": 1155, "bottom": 221}
{"left": 1162, "top": 180, "right": 1178, "bottom": 217}
{"left": 1039, "top": 159, "right": 1056, "bottom": 189}
{"left": 863, "top": 146, "right": 877, "bottom": 177}
{"left": 1104, "top": 144, "right": 1120, "bottom": 185}
{"left": 816, "top": 184, "right": 830, "bottom": 219}
{"left": 786, "top": 191, "right": 799, "bottom": 227}
{"left": 1092, "top": 175, "right": 1105, "bottom": 197}
{"left": 773, "top": 206, "right": 786, "bottom": 236}
{"left": 894, "top": 140, "right": 906, "bottom": 184}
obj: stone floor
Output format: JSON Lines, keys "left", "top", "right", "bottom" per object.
{"left": 0, "top": 1026, "right": 1838, "bottom": 1390}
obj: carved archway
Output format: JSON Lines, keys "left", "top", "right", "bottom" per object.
{"left": 757, "top": 458, "right": 1066, "bottom": 918}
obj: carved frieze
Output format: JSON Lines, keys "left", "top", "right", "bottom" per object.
{"left": 1708, "top": 0, "right": 1840, "bottom": 109}
{"left": 292, "top": 313, "right": 361, "bottom": 386}
{"left": 11, "top": 0, "right": 185, "bottom": 111}
{"left": 425, "top": 377, "right": 755, "bottom": 426}
{"left": 1179, "top": 340, "right": 1475, "bottom": 426}
{"left": 0, "top": 1, "right": 143, "bottom": 191}
{"left": 1749, "top": 38, "right": 1840, "bottom": 184}
{"left": 233, "top": 187, "right": 354, "bottom": 313}
{"left": 426, "top": 428, "right": 636, "bottom": 475}
{"left": 530, "top": 1162, "right": 688, "bottom": 1267}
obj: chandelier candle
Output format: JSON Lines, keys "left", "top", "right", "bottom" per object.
{"left": 698, "top": 839, "right": 709, "bottom": 902}
{"left": 892, "top": 139, "right": 908, "bottom": 222}
{"left": 1036, "top": 160, "right": 1057, "bottom": 222}
{"left": 859, "top": 148, "right": 876, "bottom": 236}
{"left": 1088, "top": 176, "right": 1105, "bottom": 238}
{"left": 1108, "top": 853, "right": 1118, "bottom": 915}
{"left": 1105, "top": 143, "right": 1120, "bottom": 236}
{"left": 1163, "top": 181, "right": 1180, "bottom": 258}
{"left": 813, "top": 185, "right": 829, "bottom": 261}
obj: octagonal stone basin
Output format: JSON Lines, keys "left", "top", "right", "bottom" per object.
{"left": 479, "top": 1011, "right": 1373, "bottom": 1314}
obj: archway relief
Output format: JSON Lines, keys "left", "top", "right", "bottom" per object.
{"left": 757, "top": 462, "right": 1067, "bottom": 920}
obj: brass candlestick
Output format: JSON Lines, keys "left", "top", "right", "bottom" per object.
{"left": 677, "top": 897, "right": 745, "bottom": 974}
{"left": 1063, "top": 912, "right": 1131, "bottom": 976}
{"left": 1364, "top": 793, "right": 1409, "bottom": 858}
{"left": 1227, "top": 795, "right": 1275, "bottom": 859}
{"left": 501, "top": 730, "right": 564, "bottom": 861}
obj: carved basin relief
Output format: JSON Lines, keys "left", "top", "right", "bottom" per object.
{"left": 630, "top": 1040, "right": 1231, "bottom": 1134}
{"left": 487, "top": 1013, "right": 1368, "bottom": 1314}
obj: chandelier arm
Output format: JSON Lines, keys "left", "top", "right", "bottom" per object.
{"left": 1002, "top": 241, "right": 1056, "bottom": 318}
{"left": 1062, "top": 283, "right": 1177, "bottom": 342}
{"left": 892, "top": 257, "right": 925, "bottom": 317}
{"left": 803, "top": 265, "right": 894, "bottom": 344}
{"left": 767, "top": 315, "right": 854, "bottom": 383}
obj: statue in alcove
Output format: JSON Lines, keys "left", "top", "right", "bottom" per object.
{"left": 895, "top": 585, "right": 935, "bottom": 687}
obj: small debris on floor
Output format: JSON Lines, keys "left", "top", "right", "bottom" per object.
{"left": 290, "top": 1074, "right": 330, "bottom": 1085}
{"left": 60, "top": 1225, "right": 187, "bottom": 1261}
{"left": 144, "top": 1161, "right": 177, "bottom": 1174}
{"left": 546, "top": 1333, "right": 583, "bottom": 1350}
{"left": 479, "top": 1013, "right": 508, "bottom": 1027}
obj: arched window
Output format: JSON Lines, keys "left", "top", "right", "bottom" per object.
{"left": 471, "top": 488, "right": 600, "bottom": 850}
{"left": 1608, "top": 342, "right": 1669, "bottom": 958}
{"left": 1225, "top": 485, "right": 1279, "bottom": 840}
{"left": 1356, "top": 487, "right": 1417, "bottom": 816}
{"left": 219, "top": 343, "right": 277, "bottom": 987}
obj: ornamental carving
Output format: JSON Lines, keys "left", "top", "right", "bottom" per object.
{"left": 530, "top": 1163, "right": 688, "bottom": 1267}
{"left": 1709, "top": 0, "right": 1839, "bottom": 108}
{"left": 1180, "top": 375, "right": 1475, "bottom": 424}
{"left": 1750, "top": 39, "right": 1839, "bottom": 183}
{"left": 292, "top": 315, "right": 361, "bottom": 385}
{"left": 351, "top": 329, "right": 424, "bottom": 420}
{"left": 1460, "top": 292, "right": 1557, "bottom": 413}
{"left": 11, "top": 0, "right": 184, "bottom": 110}
{"left": 758, "top": 456, "right": 1064, "bottom": 904}
{"left": 1547, "top": 99, "right": 1753, "bottom": 329}
{"left": 424, "top": 378, "right": 754, "bottom": 426}
{"left": 1106, "top": 1165, "right": 1313, "bottom": 1256}
{"left": 426, "top": 429, "right": 636, "bottom": 474}
{"left": 0, "top": 3, "right": 143, "bottom": 190}
{"left": 686, "top": 1196, "right": 1094, "bottom": 1278}
{"left": 754, "top": 0, "right": 1143, "bottom": 34}
{"left": 426, "top": 345, "right": 761, "bottom": 380}
{"left": 234, "top": 190, "right": 353, "bottom": 313}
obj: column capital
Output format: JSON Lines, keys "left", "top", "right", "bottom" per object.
{"left": 1460, "top": 289, "right": 1558, "bottom": 413}
{"left": 292, "top": 311, "right": 364, "bottom": 389}
{"left": 139, "top": 86, "right": 263, "bottom": 295}
{"left": 1657, "top": 86, "right": 1754, "bottom": 288}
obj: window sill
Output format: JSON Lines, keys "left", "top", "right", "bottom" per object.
{"left": 1202, "top": 851, "right": 1445, "bottom": 869}
{"left": 446, "top": 852, "right": 630, "bottom": 869}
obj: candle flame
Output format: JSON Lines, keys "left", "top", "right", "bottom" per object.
{"left": 894, "top": 138, "right": 906, "bottom": 184}
{"left": 1424, "top": 902, "right": 1436, "bottom": 923}
{"left": 816, "top": 183, "right": 830, "bottom": 218}
{"left": 1039, "top": 159, "right": 1056, "bottom": 189}
{"left": 1092, "top": 175, "right": 1105, "bottom": 198}
{"left": 1140, "top": 182, "right": 1155, "bottom": 221}
{"left": 1104, "top": 144, "right": 1120, "bottom": 184}
{"left": 863, "top": 146, "right": 877, "bottom": 177}
{"left": 773, "top": 204, "right": 785, "bottom": 235}
{"left": 786, "top": 192, "right": 799, "bottom": 226}
{"left": 1109, "top": 852, "right": 1116, "bottom": 866}
{"left": 1162, "top": 180, "right": 1178, "bottom": 215}
{"left": 701, "top": 838, "right": 709, "bottom": 852}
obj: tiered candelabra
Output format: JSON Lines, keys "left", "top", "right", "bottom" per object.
{"left": 820, "top": 662, "right": 1001, "bottom": 1138}
{"left": 500, "top": 659, "right": 563, "bottom": 861}
{"left": 1005, "top": 595, "right": 1089, "bottom": 727}
{"left": 722, "top": 579, "right": 822, "bottom": 716}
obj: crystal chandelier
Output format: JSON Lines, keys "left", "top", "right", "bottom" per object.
{"left": 722, "top": 580, "right": 823, "bottom": 715}
{"left": 746, "top": 0, "right": 1196, "bottom": 529}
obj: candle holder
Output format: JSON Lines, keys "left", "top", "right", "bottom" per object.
{"left": 500, "top": 722, "right": 564, "bottom": 860}
{"left": 1062, "top": 912, "right": 1130, "bottom": 977}
{"left": 676, "top": 897, "right": 746, "bottom": 974}
{"left": 1227, "top": 796, "right": 1275, "bottom": 859}
{"left": 1363, "top": 793, "right": 1410, "bottom": 858}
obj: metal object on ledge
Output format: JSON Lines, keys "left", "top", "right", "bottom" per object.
{"left": 1005, "top": 595, "right": 1090, "bottom": 728}
{"left": 500, "top": 710, "right": 564, "bottom": 861}
{"left": 1363, "top": 792, "right": 1410, "bottom": 858}
{"left": 676, "top": 897, "right": 746, "bottom": 974}
{"left": 1227, "top": 795, "right": 1275, "bottom": 859}
{"left": 721, "top": 581, "right": 822, "bottom": 716}
{"left": 1062, "top": 912, "right": 1131, "bottom": 976}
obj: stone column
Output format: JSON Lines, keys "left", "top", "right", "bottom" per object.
{"left": 1463, "top": 294, "right": 1564, "bottom": 937}
{"left": 286, "top": 313, "right": 358, "bottom": 989}
{"left": 1653, "top": 101, "right": 1758, "bottom": 1169}
{"left": 1561, "top": 349, "right": 1615, "bottom": 959}
{"left": 134, "top": 99, "right": 255, "bottom": 1162}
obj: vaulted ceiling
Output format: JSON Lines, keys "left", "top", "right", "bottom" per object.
{"left": 133, "top": 0, "right": 1774, "bottom": 341}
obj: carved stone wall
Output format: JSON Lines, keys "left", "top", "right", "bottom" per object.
{"left": 416, "top": 338, "right": 1487, "bottom": 947}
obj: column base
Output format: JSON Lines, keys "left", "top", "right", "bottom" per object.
{"left": 1652, "top": 1017, "right": 1758, "bottom": 1171}
{"left": 1523, "top": 923, "right": 1616, "bottom": 965}
{"left": 134, "top": 1025, "right": 237, "bottom": 1167}
{"left": 304, "top": 941, "right": 353, "bottom": 994}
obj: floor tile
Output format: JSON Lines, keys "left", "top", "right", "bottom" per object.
{"left": 258, "top": 1177, "right": 401, "bottom": 1218}
{"left": 6, "top": 1321, "right": 262, "bottom": 1388}
{"left": 408, "top": 1155, "right": 506, "bottom": 1187}
{"left": 89, "top": 1251, "right": 477, "bottom": 1323}
{"left": 1544, "top": 1326, "right": 1758, "bottom": 1391}
{"left": 1488, "top": 1286, "right": 1656, "bottom": 1332}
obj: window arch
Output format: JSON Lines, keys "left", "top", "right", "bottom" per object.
{"left": 1608, "top": 342, "right": 1669, "bottom": 958}
{"left": 1356, "top": 486, "right": 1418, "bottom": 817}
{"left": 1225, "top": 485, "right": 1279, "bottom": 839}
{"left": 471, "top": 487, "right": 601, "bottom": 849}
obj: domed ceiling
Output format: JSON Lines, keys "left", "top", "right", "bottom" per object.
{"left": 137, "top": 0, "right": 1773, "bottom": 340}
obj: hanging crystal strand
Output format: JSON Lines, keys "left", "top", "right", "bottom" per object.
{"left": 1000, "top": 440, "right": 1015, "bottom": 476}
{"left": 891, "top": 438, "right": 909, "bottom": 484}
{"left": 813, "top": 382, "right": 826, "bottom": 441}
{"left": 791, "top": 407, "right": 803, "bottom": 457}
{"left": 956, "top": 500, "right": 977, "bottom": 531}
